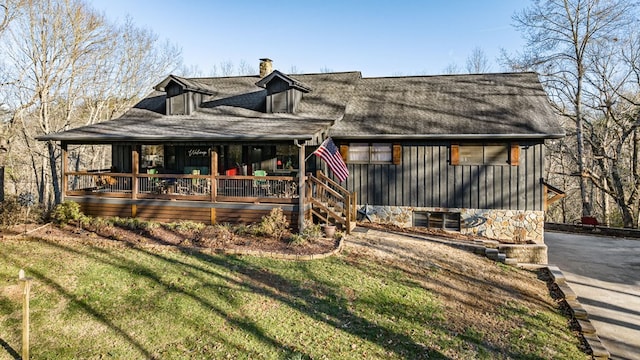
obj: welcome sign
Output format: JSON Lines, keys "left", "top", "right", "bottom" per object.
{"left": 187, "top": 148, "right": 209, "bottom": 157}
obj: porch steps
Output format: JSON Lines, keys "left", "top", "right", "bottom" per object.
{"left": 307, "top": 171, "right": 357, "bottom": 234}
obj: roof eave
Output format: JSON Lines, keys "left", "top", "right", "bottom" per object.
{"left": 37, "top": 134, "right": 317, "bottom": 143}
{"left": 331, "top": 133, "right": 566, "bottom": 140}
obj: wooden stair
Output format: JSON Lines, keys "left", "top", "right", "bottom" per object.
{"left": 306, "top": 171, "right": 357, "bottom": 234}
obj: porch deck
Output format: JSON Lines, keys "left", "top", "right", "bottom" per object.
{"left": 65, "top": 171, "right": 304, "bottom": 226}
{"left": 64, "top": 170, "right": 356, "bottom": 233}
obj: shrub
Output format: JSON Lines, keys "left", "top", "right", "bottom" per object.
{"left": 233, "top": 223, "right": 251, "bottom": 236}
{"left": 170, "top": 220, "right": 205, "bottom": 233}
{"left": 111, "top": 217, "right": 158, "bottom": 231}
{"left": 213, "top": 223, "right": 235, "bottom": 243}
{"left": 89, "top": 217, "right": 113, "bottom": 231}
{"left": 257, "top": 208, "right": 289, "bottom": 241}
{"left": 50, "top": 201, "right": 86, "bottom": 225}
{"left": 288, "top": 234, "right": 307, "bottom": 247}
{"left": 0, "top": 196, "right": 23, "bottom": 228}
{"left": 300, "top": 220, "right": 323, "bottom": 241}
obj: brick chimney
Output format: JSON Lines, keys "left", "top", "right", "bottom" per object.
{"left": 259, "top": 58, "right": 273, "bottom": 78}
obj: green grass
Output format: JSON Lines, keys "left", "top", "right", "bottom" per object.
{"left": 0, "top": 238, "right": 587, "bottom": 359}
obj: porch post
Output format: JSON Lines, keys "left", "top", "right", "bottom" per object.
{"left": 298, "top": 141, "right": 306, "bottom": 233}
{"left": 210, "top": 149, "right": 217, "bottom": 202}
{"left": 61, "top": 143, "right": 68, "bottom": 202}
{"left": 132, "top": 146, "right": 139, "bottom": 200}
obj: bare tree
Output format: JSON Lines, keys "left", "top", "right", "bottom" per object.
{"left": 3, "top": 0, "right": 113, "bottom": 204}
{"left": 465, "top": 47, "right": 492, "bottom": 73}
{"left": 2, "top": 0, "right": 181, "bottom": 206}
{"left": 509, "top": 0, "right": 637, "bottom": 219}
{"left": 288, "top": 65, "right": 302, "bottom": 74}
{"left": 219, "top": 60, "right": 234, "bottom": 76}
{"left": 237, "top": 60, "right": 256, "bottom": 76}
{"left": 0, "top": 0, "right": 24, "bottom": 34}
{"left": 584, "top": 33, "right": 640, "bottom": 227}
{"left": 442, "top": 62, "right": 461, "bottom": 74}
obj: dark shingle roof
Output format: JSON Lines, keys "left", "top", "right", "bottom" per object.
{"left": 38, "top": 71, "right": 563, "bottom": 143}
{"left": 332, "top": 72, "right": 564, "bottom": 139}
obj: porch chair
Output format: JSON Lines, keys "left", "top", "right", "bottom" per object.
{"left": 252, "top": 170, "right": 271, "bottom": 196}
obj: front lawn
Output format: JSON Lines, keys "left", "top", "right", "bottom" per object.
{"left": 0, "top": 233, "right": 587, "bottom": 359}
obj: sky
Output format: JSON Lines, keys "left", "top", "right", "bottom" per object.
{"left": 88, "top": 0, "right": 530, "bottom": 78}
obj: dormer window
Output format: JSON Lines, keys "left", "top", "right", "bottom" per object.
{"left": 166, "top": 82, "right": 186, "bottom": 115}
{"left": 154, "top": 75, "right": 215, "bottom": 116}
{"left": 255, "top": 70, "right": 311, "bottom": 114}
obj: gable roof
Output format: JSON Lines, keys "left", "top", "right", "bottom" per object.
{"left": 255, "top": 70, "right": 312, "bottom": 92}
{"left": 38, "top": 70, "right": 563, "bottom": 143}
{"left": 154, "top": 75, "right": 215, "bottom": 95}
{"left": 332, "top": 72, "right": 564, "bottom": 139}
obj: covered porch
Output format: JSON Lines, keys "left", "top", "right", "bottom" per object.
{"left": 59, "top": 142, "right": 356, "bottom": 232}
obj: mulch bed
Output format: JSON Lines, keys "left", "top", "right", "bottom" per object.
{"left": 1, "top": 222, "right": 338, "bottom": 256}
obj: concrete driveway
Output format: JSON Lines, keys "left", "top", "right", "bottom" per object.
{"left": 545, "top": 231, "right": 640, "bottom": 360}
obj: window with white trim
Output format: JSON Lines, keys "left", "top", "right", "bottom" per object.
{"left": 452, "top": 143, "right": 513, "bottom": 166}
{"left": 347, "top": 143, "right": 393, "bottom": 164}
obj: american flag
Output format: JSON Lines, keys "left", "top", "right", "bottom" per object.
{"left": 313, "top": 137, "right": 349, "bottom": 182}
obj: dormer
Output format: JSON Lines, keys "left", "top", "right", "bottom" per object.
{"left": 154, "top": 75, "right": 214, "bottom": 115}
{"left": 255, "top": 70, "right": 312, "bottom": 114}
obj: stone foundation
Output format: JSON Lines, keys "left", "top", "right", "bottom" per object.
{"left": 461, "top": 209, "right": 544, "bottom": 244}
{"left": 359, "top": 205, "right": 545, "bottom": 244}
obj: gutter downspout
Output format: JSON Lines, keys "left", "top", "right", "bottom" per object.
{"left": 294, "top": 139, "right": 306, "bottom": 233}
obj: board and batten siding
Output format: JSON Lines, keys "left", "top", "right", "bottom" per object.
{"left": 342, "top": 141, "right": 545, "bottom": 211}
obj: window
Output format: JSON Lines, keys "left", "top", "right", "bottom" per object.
{"left": 141, "top": 145, "right": 164, "bottom": 168}
{"left": 413, "top": 211, "right": 461, "bottom": 231}
{"left": 169, "top": 94, "right": 185, "bottom": 115}
{"left": 451, "top": 143, "right": 516, "bottom": 165}
{"left": 347, "top": 143, "right": 393, "bottom": 163}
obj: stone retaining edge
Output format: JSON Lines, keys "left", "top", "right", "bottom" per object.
{"left": 538, "top": 265, "right": 610, "bottom": 360}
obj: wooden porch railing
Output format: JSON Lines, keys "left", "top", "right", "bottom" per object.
{"left": 65, "top": 171, "right": 299, "bottom": 203}
{"left": 306, "top": 171, "right": 357, "bottom": 233}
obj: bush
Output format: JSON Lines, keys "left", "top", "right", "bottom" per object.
{"left": 171, "top": 220, "right": 206, "bottom": 233}
{"left": 257, "top": 208, "right": 289, "bottom": 241}
{"left": 233, "top": 223, "right": 251, "bottom": 236}
{"left": 111, "top": 217, "right": 158, "bottom": 231}
{"left": 288, "top": 234, "right": 307, "bottom": 247}
{"left": 213, "top": 223, "right": 235, "bottom": 243}
{"left": 300, "top": 220, "right": 323, "bottom": 241}
{"left": 50, "top": 201, "right": 87, "bottom": 225}
{"left": 0, "top": 196, "right": 23, "bottom": 228}
{"left": 89, "top": 217, "right": 113, "bottom": 231}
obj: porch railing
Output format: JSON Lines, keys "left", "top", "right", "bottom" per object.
{"left": 65, "top": 171, "right": 299, "bottom": 203}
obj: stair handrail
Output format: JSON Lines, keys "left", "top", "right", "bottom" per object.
{"left": 307, "top": 171, "right": 356, "bottom": 233}
{"left": 315, "top": 171, "right": 351, "bottom": 198}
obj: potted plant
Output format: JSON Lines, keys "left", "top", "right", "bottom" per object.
{"left": 323, "top": 223, "right": 336, "bottom": 238}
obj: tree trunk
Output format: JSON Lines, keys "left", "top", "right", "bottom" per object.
{"left": 575, "top": 76, "right": 592, "bottom": 217}
{"left": 47, "top": 140, "right": 61, "bottom": 205}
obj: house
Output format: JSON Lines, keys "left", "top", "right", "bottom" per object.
{"left": 38, "top": 58, "right": 565, "bottom": 243}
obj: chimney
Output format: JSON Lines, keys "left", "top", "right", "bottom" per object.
{"left": 259, "top": 58, "right": 273, "bottom": 78}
